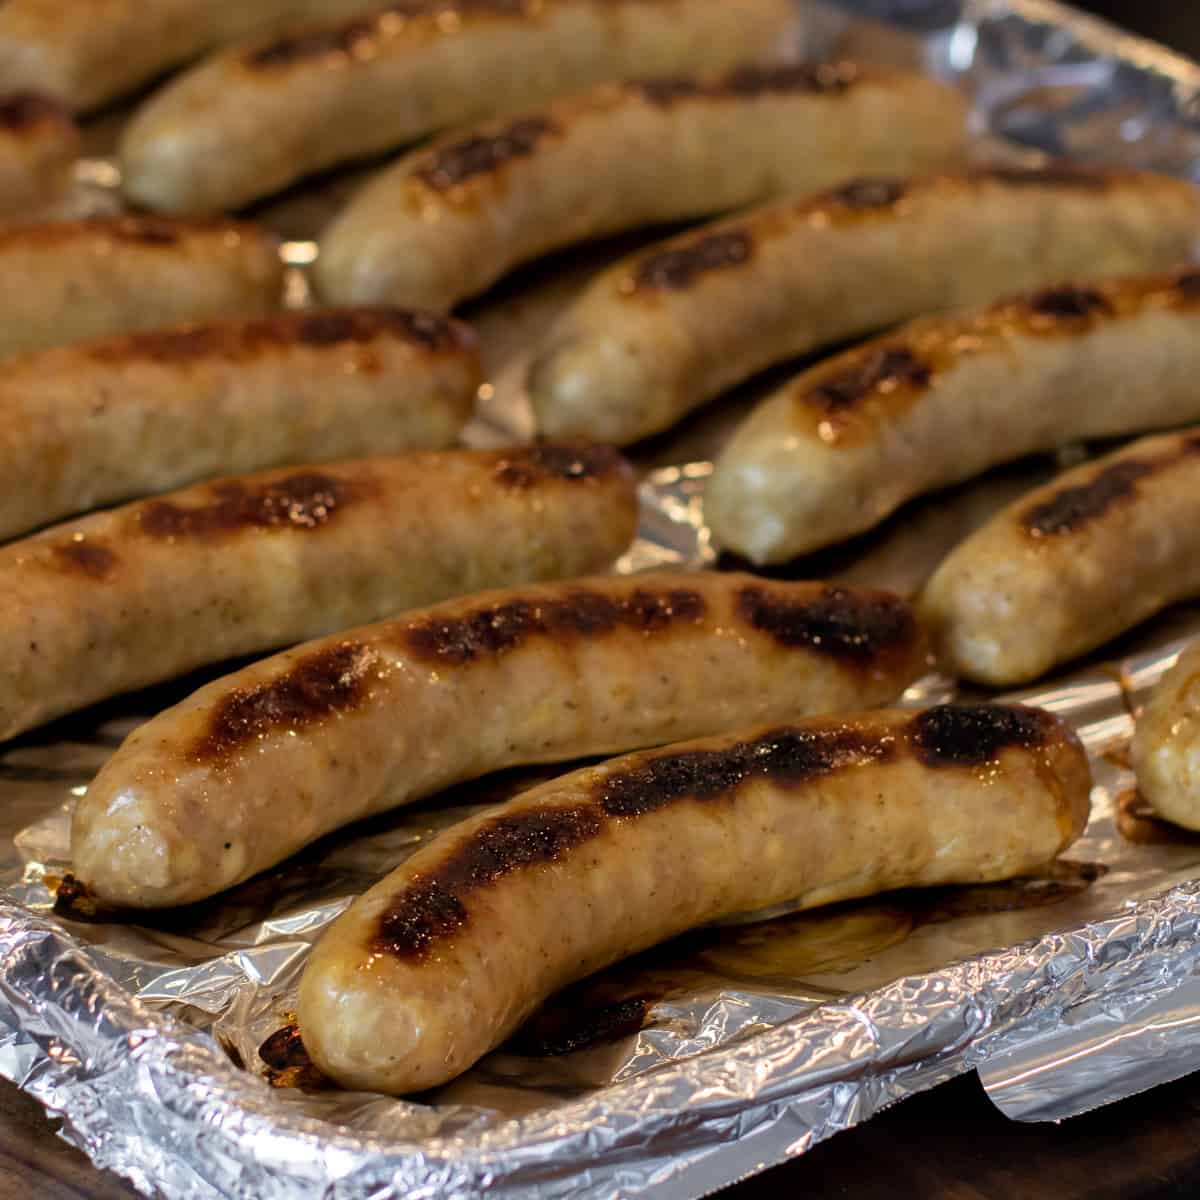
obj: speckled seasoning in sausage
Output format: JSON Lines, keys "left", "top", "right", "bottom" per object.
{"left": 0, "top": 307, "right": 479, "bottom": 540}
{"left": 315, "top": 64, "right": 966, "bottom": 310}
{"left": 531, "top": 166, "right": 1200, "bottom": 447}
{"left": 0, "top": 91, "right": 78, "bottom": 220}
{"left": 297, "top": 702, "right": 1090, "bottom": 1094}
{"left": 919, "top": 427, "right": 1200, "bottom": 686}
{"left": 71, "top": 573, "right": 928, "bottom": 909}
{"left": 707, "top": 263, "right": 1200, "bottom": 565}
{"left": 119, "top": 0, "right": 800, "bottom": 213}
{"left": 0, "top": 444, "right": 636, "bottom": 742}
{"left": 0, "top": 216, "right": 283, "bottom": 361}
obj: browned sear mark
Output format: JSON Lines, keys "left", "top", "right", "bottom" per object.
{"left": 494, "top": 443, "right": 627, "bottom": 487}
{"left": 0, "top": 92, "right": 70, "bottom": 132}
{"left": 824, "top": 177, "right": 908, "bottom": 211}
{"left": 637, "top": 61, "right": 859, "bottom": 106}
{"left": 138, "top": 472, "right": 357, "bottom": 540}
{"left": 913, "top": 704, "right": 1053, "bottom": 767}
{"left": 192, "top": 642, "right": 377, "bottom": 762}
{"left": 971, "top": 165, "right": 1115, "bottom": 189}
{"left": 1025, "top": 285, "right": 1114, "bottom": 321}
{"left": 737, "top": 585, "right": 920, "bottom": 667}
{"left": 632, "top": 231, "right": 754, "bottom": 291}
{"left": 49, "top": 537, "right": 118, "bottom": 580}
{"left": 415, "top": 117, "right": 560, "bottom": 191}
{"left": 404, "top": 586, "right": 705, "bottom": 665}
{"left": 804, "top": 346, "right": 932, "bottom": 414}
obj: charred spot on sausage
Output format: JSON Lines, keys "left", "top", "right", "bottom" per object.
{"left": 632, "top": 231, "right": 754, "bottom": 290}
{"left": 493, "top": 443, "right": 628, "bottom": 487}
{"left": 1025, "top": 285, "right": 1114, "bottom": 321}
{"left": 803, "top": 346, "right": 932, "bottom": 414}
{"left": 415, "top": 117, "right": 561, "bottom": 190}
{"left": 637, "top": 61, "right": 859, "bottom": 106}
{"left": 826, "top": 177, "right": 908, "bottom": 210}
{"left": 0, "top": 92, "right": 70, "bottom": 132}
{"left": 49, "top": 538, "right": 118, "bottom": 580}
{"left": 912, "top": 704, "right": 1051, "bottom": 767}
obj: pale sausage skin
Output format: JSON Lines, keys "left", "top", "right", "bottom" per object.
{"left": 920, "top": 428, "right": 1200, "bottom": 686}
{"left": 120, "top": 0, "right": 799, "bottom": 214}
{"left": 0, "top": 308, "right": 480, "bottom": 541}
{"left": 708, "top": 267, "right": 1200, "bottom": 566}
{"left": 71, "top": 573, "right": 929, "bottom": 909}
{"left": 533, "top": 167, "right": 1200, "bottom": 446}
{"left": 0, "top": 92, "right": 79, "bottom": 220}
{"left": 298, "top": 703, "right": 1091, "bottom": 1094}
{"left": 0, "top": 444, "right": 636, "bottom": 741}
{"left": 0, "top": 0, "right": 398, "bottom": 113}
{"left": 0, "top": 216, "right": 283, "bottom": 361}
{"left": 1133, "top": 640, "right": 1200, "bottom": 831}
{"left": 316, "top": 64, "right": 967, "bottom": 311}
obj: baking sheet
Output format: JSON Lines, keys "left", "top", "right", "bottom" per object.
{"left": 4, "top": 1, "right": 1200, "bottom": 1197}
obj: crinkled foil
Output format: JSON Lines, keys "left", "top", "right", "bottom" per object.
{"left": 4, "top": 2, "right": 1200, "bottom": 1197}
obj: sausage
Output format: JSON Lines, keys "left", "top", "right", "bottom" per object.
{"left": 707, "top": 266, "right": 1200, "bottom": 566}
{"left": 0, "top": 444, "right": 636, "bottom": 742}
{"left": 119, "top": 0, "right": 800, "bottom": 214}
{"left": 315, "top": 64, "right": 967, "bottom": 311}
{"left": 297, "top": 702, "right": 1091, "bottom": 1094}
{"left": 1132, "top": 641, "right": 1200, "bottom": 830}
{"left": 71, "top": 572, "right": 929, "bottom": 908}
{"left": 0, "top": 216, "right": 283, "bottom": 360}
{"left": 531, "top": 167, "right": 1200, "bottom": 446}
{"left": 0, "top": 307, "right": 479, "bottom": 541}
{"left": 919, "top": 428, "right": 1200, "bottom": 686}
{"left": 0, "top": 0, "right": 396, "bottom": 112}
{"left": 0, "top": 92, "right": 79, "bottom": 220}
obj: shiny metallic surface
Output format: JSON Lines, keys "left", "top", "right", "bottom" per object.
{"left": 3, "top": 2, "right": 1200, "bottom": 1196}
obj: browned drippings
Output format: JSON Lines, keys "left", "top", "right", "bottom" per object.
{"left": 915, "top": 860, "right": 1107, "bottom": 921}
{"left": 48, "top": 537, "right": 118, "bottom": 580}
{"left": 636, "top": 61, "right": 860, "bottom": 106}
{"left": 736, "top": 584, "right": 920, "bottom": 668}
{"left": 803, "top": 346, "right": 932, "bottom": 415}
{"left": 415, "top": 117, "right": 561, "bottom": 191}
{"left": 1115, "top": 788, "right": 1198, "bottom": 844}
{"left": 632, "top": 231, "right": 754, "bottom": 291}
{"left": 403, "top": 586, "right": 706, "bottom": 666}
{"left": 138, "top": 471, "right": 360, "bottom": 540}
{"left": 258, "top": 1024, "right": 331, "bottom": 1090}
{"left": 912, "top": 704, "right": 1055, "bottom": 767}
{"left": 218, "top": 1037, "right": 247, "bottom": 1071}
{"left": 493, "top": 443, "right": 629, "bottom": 488}
{"left": 0, "top": 92, "right": 71, "bottom": 132}
{"left": 192, "top": 642, "right": 379, "bottom": 762}
{"left": 509, "top": 994, "right": 654, "bottom": 1057}
{"left": 52, "top": 873, "right": 100, "bottom": 919}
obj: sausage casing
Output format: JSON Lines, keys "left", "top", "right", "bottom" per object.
{"left": 316, "top": 64, "right": 967, "bottom": 311}
{"left": 920, "top": 428, "right": 1200, "bottom": 686}
{"left": 298, "top": 703, "right": 1091, "bottom": 1094}
{"left": 533, "top": 167, "right": 1200, "bottom": 446}
{"left": 1133, "top": 641, "right": 1200, "bottom": 830}
{"left": 0, "top": 307, "right": 479, "bottom": 541}
{"left": 0, "top": 216, "right": 283, "bottom": 360}
{"left": 71, "top": 573, "right": 929, "bottom": 908}
{"left": 708, "top": 267, "right": 1200, "bottom": 565}
{"left": 120, "top": 0, "right": 799, "bottom": 213}
{"left": 0, "top": 444, "right": 636, "bottom": 741}
{"left": 0, "top": 0, "right": 394, "bottom": 112}
{"left": 0, "top": 92, "right": 78, "bottom": 220}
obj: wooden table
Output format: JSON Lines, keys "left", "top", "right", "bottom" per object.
{"left": 5, "top": 1, "right": 1199, "bottom": 1196}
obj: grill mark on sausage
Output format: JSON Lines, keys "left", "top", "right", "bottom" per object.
{"left": 493, "top": 443, "right": 629, "bottom": 487}
{"left": 913, "top": 704, "right": 1052, "bottom": 767}
{"left": 636, "top": 62, "right": 860, "bottom": 106}
{"left": 373, "top": 805, "right": 603, "bottom": 959}
{"left": 0, "top": 216, "right": 261, "bottom": 252}
{"left": 48, "top": 537, "right": 118, "bottom": 580}
{"left": 404, "top": 586, "right": 706, "bottom": 665}
{"left": 1024, "top": 285, "right": 1114, "bottom": 321}
{"left": 737, "top": 585, "right": 920, "bottom": 667}
{"left": 0, "top": 92, "right": 71, "bottom": 133}
{"left": 1021, "top": 436, "right": 1200, "bottom": 537}
{"left": 137, "top": 472, "right": 360, "bottom": 540}
{"left": 192, "top": 642, "right": 378, "bottom": 762}
{"left": 414, "top": 117, "right": 560, "bottom": 190}
{"left": 82, "top": 308, "right": 467, "bottom": 364}
{"left": 970, "top": 165, "right": 1116, "bottom": 189}
{"left": 803, "top": 347, "right": 933, "bottom": 414}
{"left": 825, "top": 177, "right": 908, "bottom": 210}
{"left": 631, "top": 231, "right": 754, "bottom": 291}
{"left": 247, "top": 1, "right": 532, "bottom": 68}
{"left": 1173, "top": 269, "right": 1200, "bottom": 301}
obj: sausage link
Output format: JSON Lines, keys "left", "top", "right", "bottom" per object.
{"left": 708, "top": 266, "right": 1200, "bottom": 565}
{"left": 120, "top": 0, "right": 799, "bottom": 213}
{"left": 0, "top": 216, "right": 283, "bottom": 360}
{"left": 71, "top": 572, "right": 929, "bottom": 908}
{"left": 0, "top": 307, "right": 479, "bottom": 540}
{"left": 920, "top": 428, "right": 1200, "bottom": 686}
{"left": 0, "top": 92, "right": 78, "bottom": 220}
{"left": 0, "top": 444, "right": 636, "bottom": 740}
{"left": 1133, "top": 640, "right": 1200, "bottom": 830}
{"left": 533, "top": 167, "right": 1200, "bottom": 446}
{"left": 298, "top": 703, "right": 1091, "bottom": 1093}
{"left": 316, "top": 65, "right": 967, "bottom": 310}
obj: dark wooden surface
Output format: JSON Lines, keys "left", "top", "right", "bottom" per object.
{"left": 3, "top": 2, "right": 1198, "bottom": 1197}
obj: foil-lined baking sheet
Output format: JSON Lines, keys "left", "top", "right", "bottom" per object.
{"left": 5, "top": 1, "right": 1200, "bottom": 1196}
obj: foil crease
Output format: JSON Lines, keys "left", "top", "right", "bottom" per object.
{"left": 2, "top": 2, "right": 1200, "bottom": 1197}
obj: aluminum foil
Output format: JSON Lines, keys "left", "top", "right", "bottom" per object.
{"left": 4, "top": 1, "right": 1200, "bottom": 1196}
